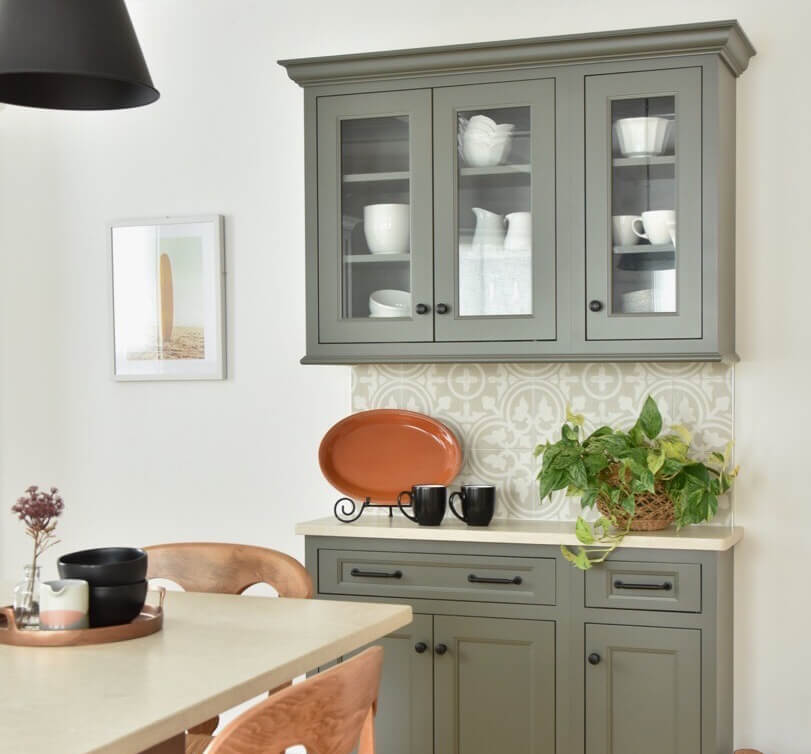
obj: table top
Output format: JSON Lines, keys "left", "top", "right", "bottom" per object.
{"left": 297, "top": 516, "right": 744, "bottom": 551}
{"left": 0, "top": 587, "right": 411, "bottom": 754}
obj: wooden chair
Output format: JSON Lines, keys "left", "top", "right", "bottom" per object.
{"left": 734, "top": 750, "right": 765, "bottom": 753}
{"left": 144, "top": 542, "right": 314, "bottom": 754}
{"left": 205, "top": 646, "right": 383, "bottom": 754}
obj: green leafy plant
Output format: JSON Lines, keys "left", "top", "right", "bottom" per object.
{"left": 534, "top": 396, "right": 738, "bottom": 569}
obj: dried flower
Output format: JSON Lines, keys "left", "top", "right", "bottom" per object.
{"left": 11, "top": 485, "right": 65, "bottom": 570}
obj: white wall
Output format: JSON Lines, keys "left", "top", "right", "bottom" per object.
{"left": 0, "top": 1, "right": 809, "bottom": 751}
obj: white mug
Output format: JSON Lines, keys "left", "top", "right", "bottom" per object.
{"left": 612, "top": 215, "right": 642, "bottom": 246}
{"left": 40, "top": 579, "right": 89, "bottom": 630}
{"left": 632, "top": 210, "right": 676, "bottom": 246}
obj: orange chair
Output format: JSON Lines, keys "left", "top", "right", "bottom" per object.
{"left": 145, "top": 542, "right": 313, "bottom": 754}
{"left": 207, "top": 647, "right": 383, "bottom": 754}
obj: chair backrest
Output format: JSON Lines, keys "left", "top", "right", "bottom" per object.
{"left": 145, "top": 542, "right": 313, "bottom": 598}
{"left": 207, "top": 647, "right": 383, "bottom": 754}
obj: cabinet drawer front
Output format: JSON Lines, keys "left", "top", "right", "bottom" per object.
{"left": 318, "top": 549, "right": 555, "bottom": 605}
{"left": 585, "top": 560, "right": 701, "bottom": 612}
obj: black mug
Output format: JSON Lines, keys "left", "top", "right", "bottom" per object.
{"left": 397, "top": 485, "right": 447, "bottom": 526}
{"left": 449, "top": 485, "right": 495, "bottom": 527}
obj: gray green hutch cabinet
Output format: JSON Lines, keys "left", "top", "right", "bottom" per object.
{"left": 281, "top": 21, "right": 754, "bottom": 363}
{"left": 300, "top": 523, "right": 739, "bottom": 754}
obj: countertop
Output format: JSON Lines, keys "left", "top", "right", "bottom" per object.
{"left": 0, "top": 587, "right": 411, "bottom": 754}
{"left": 296, "top": 516, "right": 743, "bottom": 551}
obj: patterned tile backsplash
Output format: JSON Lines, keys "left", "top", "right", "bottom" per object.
{"left": 351, "top": 362, "right": 734, "bottom": 525}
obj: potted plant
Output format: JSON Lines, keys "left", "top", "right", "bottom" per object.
{"left": 535, "top": 396, "right": 738, "bottom": 569}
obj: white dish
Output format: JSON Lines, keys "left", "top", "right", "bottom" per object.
{"left": 458, "top": 115, "right": 514, "bottom": 167}
{"left": 369, "top": 289, "right": 411, "bottom": 317}
{"left": 614, "top": 117, "right": 671, "bottom": 158}
{"left": 363, "top": 204, "right": 410, "bottom": 254}
{"left": 632, "top": 210, "right": 676, "bottom": 246}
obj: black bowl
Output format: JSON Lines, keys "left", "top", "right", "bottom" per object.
{"left": 58, "top": 547, "right": 148, "bottom": 587}
{"left": 89, "top": 581, "right": 148, "bottom": 628}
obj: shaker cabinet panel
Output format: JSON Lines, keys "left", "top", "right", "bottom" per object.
{"left": 585, "top": 623, "right": 701, "bottom": 754}
{"left": 316, "top": 90, "right": 434, "bottom": 343}
{"left": 432, "top": 79, "right": 558, "bottom": 341}
{"left": 344, "top": 613, "right": 434, "bottom": 754}
{"left": 434, "top": 615, "right": 556, "bottom": 754}
{"left": 585, "top": 68, "right": 703, "bottom": 341}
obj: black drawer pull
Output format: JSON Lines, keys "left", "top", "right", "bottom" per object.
{"left": 613, "top": 580, "right": 672, "bottom": 591}
{"left": 468, "top": 574, "right": 522, "bottom": 586}
{"left": 350, "top": 568, "right": 403, "bottom": 579}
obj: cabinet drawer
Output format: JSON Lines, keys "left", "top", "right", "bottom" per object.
{"left": 318, "top": 549, "right": 555, "bottom": 605}
{"left": 585, "top": 560, "right": 701, "bottom": 613}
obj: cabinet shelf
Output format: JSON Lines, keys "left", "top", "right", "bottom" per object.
{"left": 459, "top": 164, "right": 531, "bottom": 176}
{"left": 343, "top": 171, "right": 410, "bottom": 183}
{"left": 343, "top": 253, "right": 410, "bottom": 264}
{"left": 614, "top": 243, "right": 675, "bottom": 255}
{"left": 613, "top": 155, "right": 676, "bottom": 167}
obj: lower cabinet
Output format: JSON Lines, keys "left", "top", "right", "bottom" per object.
{"left": 584, "top": 624, "right": 701, "bottom": 754}
{"left": 306, "top": 537, "right": 732, "bottom": 754}
{"left": 434, "top": 616, "right": 555, "bottom": 754}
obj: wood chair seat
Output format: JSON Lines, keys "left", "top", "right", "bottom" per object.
{"left": 207, "top": 647, "right": 383, "bottom": 754}
{"left": 145, "top": 542, "right": 313, "bottom": 754}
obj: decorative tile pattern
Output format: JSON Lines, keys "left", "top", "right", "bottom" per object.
{"left": 352, "top": 363, "right": 735, "bottom": 524}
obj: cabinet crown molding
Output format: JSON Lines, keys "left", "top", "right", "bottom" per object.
{"left": 279, "top": 20, "right": 755, "bottom": 86}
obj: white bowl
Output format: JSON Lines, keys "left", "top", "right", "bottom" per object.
{"left": 614, "top": 117, "right": 671, "bottom": 158}
{"left": 369, "top": 289, "right": 411, "bottom": 317}
{"left": 462, "top": 133, "right": 512, "bottom": 167}
{"left": 363, "top": 204, "right": 410, "bottom": 254}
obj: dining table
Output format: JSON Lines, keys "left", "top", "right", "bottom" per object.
{"left": 0, "top": 584, "right": 412, "bottom": 754}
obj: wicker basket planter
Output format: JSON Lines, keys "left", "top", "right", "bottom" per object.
{"left": 596, "top": 465, "right": 675, "bottom": 531}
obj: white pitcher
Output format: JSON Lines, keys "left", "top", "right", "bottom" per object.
{"left": 471, "top": 207, "right": 505, "bottom": 253}
{"left": 40, "top": 579, "right": 89, "bottom": 630}
{"left": 504, "top": 212, "right": 532, "bottom": 252}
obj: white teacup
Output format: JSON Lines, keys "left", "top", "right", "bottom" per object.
{"left": 612, "top": 215, "right": 643, "bottom": 246}
{"left": 632, "top": 210, "right": 676, "bottom": 246}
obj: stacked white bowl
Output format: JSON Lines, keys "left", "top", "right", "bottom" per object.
{"left": 369, "top": 289, "right": 411, "bottom": 318}
{"left": 459, "top": 115, "right": 514, "bottom": 168}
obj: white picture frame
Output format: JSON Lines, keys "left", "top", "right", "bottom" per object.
{"left": 109, "top": 215, "right": 226, "bottom": 381}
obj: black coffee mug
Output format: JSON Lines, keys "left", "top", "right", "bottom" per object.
{"left": 397, "top": 485, "right": 447, "bottom": 526}
{"left": 449, "top": 485, "right": 495, "bottom": 527}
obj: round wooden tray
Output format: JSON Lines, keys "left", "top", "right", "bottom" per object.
{"left": 0, "top": 587, "right": 165, "bottom": 647}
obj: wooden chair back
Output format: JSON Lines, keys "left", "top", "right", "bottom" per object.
{"left": 145, "top": 542, "right": 313, "bottom": 598}
{"left": 208, "top": 647, "right": 383, "bottom": 754}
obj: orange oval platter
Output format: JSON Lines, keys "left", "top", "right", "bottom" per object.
{"left": 319, "top": 409, "right": 462, "bottom": 505}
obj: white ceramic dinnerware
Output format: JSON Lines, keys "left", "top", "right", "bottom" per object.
{"left": 504, "top": 212, "right": 532, "bottom": 252}
{"left": 471, "top": 207, "right": 506, "bottom": 253}
{"left": 39, "top": 579, "right": 89, "bottom": 630}
{"left": 459, "top": 114, "right": 514, "bottom": 168}
{"left": 369, "top": 289, "right": 411, "bottom": 317}
{"left": 612, "top": 215, "right": 643, "bottom": 246}
{"left": 632, "top": 210, "right": 676, "bottom": 246}
{"left": 614, "top": 116, "right": 671, "bottom": 158}
{"left": 363, "top": 203, "right": 410, "bottom": 254}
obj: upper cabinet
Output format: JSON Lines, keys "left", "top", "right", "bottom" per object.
{"left": 280, "top": 21, "right": 755, "bottom": 363}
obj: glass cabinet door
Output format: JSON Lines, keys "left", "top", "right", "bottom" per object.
{"left": 585, "top": 68, "right": 702, "bottom": 340}
{"left": 317, "top": 90, "right": 433, "bottom": 343}
{"left": 433, "top": 79, "right": 557, "bottom": 342}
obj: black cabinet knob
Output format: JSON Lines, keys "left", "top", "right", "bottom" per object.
{"left": 415, "top": 303, "right": 430, "bottom": 315}
{"left": 589, "top": 300, "right": 603, "bottom": 312}
{"left": 435, "top": 643, "right": 448, "bottom": 656}
{"left": 414, "top": 642, "right": 428, "bottom": 654}
{"left": 588, "top": 652, "right": 601, "bottom": 666}
{"left": 436, "top": 303, "right": 449, "bottom": 314}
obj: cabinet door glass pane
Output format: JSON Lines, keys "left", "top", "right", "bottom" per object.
{"left": 340, "top": 116, "right": 412, "bottom": 320}
{"left": 457, "top": 106, "right": 532, "bottom": 317}
{"left": 610, "top": 97, "right": 676, "bottom": 315}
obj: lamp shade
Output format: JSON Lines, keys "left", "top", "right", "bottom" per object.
{"left": 0, "top": 0, "right": 159, "bottom": 110}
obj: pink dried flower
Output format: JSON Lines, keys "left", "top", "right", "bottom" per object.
{"left": 11, "top": 485, "right": 65, "bottom": 569}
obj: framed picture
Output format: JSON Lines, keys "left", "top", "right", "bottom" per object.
{"left": 109, "top": 215, "right": 226, "bottom": 380}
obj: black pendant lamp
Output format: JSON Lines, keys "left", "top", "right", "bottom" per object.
{"left": 0, "top": 0, "right": 159, "bottom": 110}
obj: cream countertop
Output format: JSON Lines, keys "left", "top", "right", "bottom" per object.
{"left": 296, "top": 516, "right": 743, "bottom": 551}
{"left": 0, "top": 588, "right": 411, "bottom": 754}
